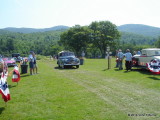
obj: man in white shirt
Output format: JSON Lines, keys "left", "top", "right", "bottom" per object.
{"left": 124, "top": 49, "right": 132, "bottom": 71}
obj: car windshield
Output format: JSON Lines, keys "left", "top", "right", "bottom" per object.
{"left": 59, "top": 52, "right": 74, "bottom": 57}
{"left": 154, "top": 51, "right": 160, "bottom": 56}
{"left": 146, "top": 50, "right": 160, "bottom": 56}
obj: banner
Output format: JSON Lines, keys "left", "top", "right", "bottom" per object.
{"left": 12, "top": 66, "right": 20, "bottom": 82}
{"left": 0, "top": 72, "right": 10, "bottom": 102}
{"left": 146, "top": 59, "right": 160, "bottom": 74}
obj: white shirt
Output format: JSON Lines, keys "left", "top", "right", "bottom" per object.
{"left": 28, "top": 54, "right": 34, "bottom": 62}
{"left": 125, "top": 52, "right": 132, "bottom": 61}
{"left": 117, "top": 52, "right": 124, "bottom": 59}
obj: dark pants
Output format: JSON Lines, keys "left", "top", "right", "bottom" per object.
{"left": 125, "top": 61, "right": 132, "bottom": 71}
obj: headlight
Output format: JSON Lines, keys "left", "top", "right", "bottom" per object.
{"left": 75, "top": 58, "right": 80, "bottom": 63}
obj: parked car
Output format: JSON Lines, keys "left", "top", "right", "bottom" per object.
{"left": 3, "top": 57, "right": 16, "bottom": 67}
{"left": 132, "top": 48, "right": 160, "bottom": 68}
{"left": 57, "top": 51, "right": 80, "bottom": 69}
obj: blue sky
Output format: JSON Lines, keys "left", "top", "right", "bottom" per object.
{"left": 0, "top": 0, "right": 160, "bottom": 28}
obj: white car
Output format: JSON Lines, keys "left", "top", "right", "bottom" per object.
{"left": 132, "top": 48, "right": 160, "bottom": 68}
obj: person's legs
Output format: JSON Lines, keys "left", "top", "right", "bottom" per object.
{"left": 29, "top": 62, "right": 34, "bottom": 75}
{"left": 119, "top": 60, "right": 123, "bottom": 70}
{"left": 30, "top": 68, "right": 33, "bottom": 75}
{"left": 129, "top": 61, "right": 132, "bottom": 70}
{"left": 116, "top": 61, "right": 119, "bottom": 68}
{"left": 125, "top": 61, "right": 128, "bottom": 71}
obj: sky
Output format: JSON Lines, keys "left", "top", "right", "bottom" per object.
{"left": 0, "top": 0, "right": 160, "bottom": 29}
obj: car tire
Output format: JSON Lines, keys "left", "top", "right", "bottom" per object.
{"left": 76, "top": 65, "right": 79, "bottom": 69}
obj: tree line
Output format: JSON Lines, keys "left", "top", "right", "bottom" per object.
{"left": 0, "top": 21, "right": 159, "bottom": 58}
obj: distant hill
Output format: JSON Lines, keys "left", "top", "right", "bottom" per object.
{"left": 120, "top": 31, "right": 157, "bottom": 45}
{"left": 1, "top": 25, "right": 69, "bottom": 33}
{"left": 1, "top": 24, "right": 160, "bottom": 37}
{"left": 0, "top": 29, "right": 13, "bottom": 35}
{"left": 118, "top": 24, "right": 160, "bottom": 37}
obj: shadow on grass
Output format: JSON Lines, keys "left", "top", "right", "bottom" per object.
{"left": 0, "top": 107, "right": 5, "bottom": 114}
{"left": 102, "top": 69, "right": 110, "bottom": 71}
{"left": 8, "top": 84, "right": 17, "bottom": 89}
{"left": 148, "top": 76, "right": 160, "bottom": 80}
{"left": 131, "top": 68, "right": 152, "bottom": 75}
{"left": 54, "top": 66, "right": 78, "bottom": 70}
{"left": 20, "top": 74, "right": 30, "bottom": 77}
{"left": 113, "top": 68, "right": 153, "bottom": 75}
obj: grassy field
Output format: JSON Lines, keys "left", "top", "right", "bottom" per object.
{"left": 0, "top": 58, "right": 160, "bottom": 120}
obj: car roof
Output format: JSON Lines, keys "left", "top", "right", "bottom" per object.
{"left": 58, "top": 51, "right": 74, "bottom": 54}
{"left": 142, "top": 48, "right": 160, "bottom": 51}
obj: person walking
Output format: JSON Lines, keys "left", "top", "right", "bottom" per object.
{"left": 117, "top": 49, "right": 124, "bottom": 70}
{"left": 124, "top": 49, "right": 132, "bottom": 71}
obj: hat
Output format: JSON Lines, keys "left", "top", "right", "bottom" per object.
{"left": 126, "top": 49, "right": 130, "bottom": 52}
{"left": 119, "top": 49, "right": 122, "bottom": 52}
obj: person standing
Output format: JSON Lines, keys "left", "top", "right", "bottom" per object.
{"left": 115, "top": 50, "right": 119, "bottom": 68}
{"left": 28, "top": 51, "right": 34, "bottom": 75}
{"left": 117, "top": 49, "right": 124, "bottom": 70}
{"left": 32, "top": 52, "right": 38, "bottom": 74}
{"left": 124, "top": 49, "right": 132, "bottom": 71}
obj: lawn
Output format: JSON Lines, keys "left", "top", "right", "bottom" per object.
{"left": 0, "top": 58, "right": 160, "bottom": 120}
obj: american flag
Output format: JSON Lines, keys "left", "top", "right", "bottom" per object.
{"left": 0, "top": 72, "right": 10, "bottom": 102}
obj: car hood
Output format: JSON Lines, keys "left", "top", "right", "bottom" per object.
{"left": 59, "top": 56, "right": 79, "bottom": 60}
{"left": 5, "top": 60, "right": 15, "bottom": 63}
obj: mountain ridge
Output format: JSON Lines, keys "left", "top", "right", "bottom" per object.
{"left": 1, "top": 25, "right": 69, "bottom": 33}
{"left": 118, "top": 24, "right": 160, "bottom": 37}
{"left": 1, "top": 24, "right": 160, "bottom": 37}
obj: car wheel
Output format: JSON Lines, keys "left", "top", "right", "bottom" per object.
{"left": 76, "top": 65, "right": 79, "bottom": 69}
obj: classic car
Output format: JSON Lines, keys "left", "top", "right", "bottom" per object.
{"left": 57, "top": 51, "right": 80, "bottom": 69}
{"left": 3, "top": 57, "right": 16, "bottom": 67}
{"left": 132, "top": 48, "right": 160, "bottom": 68}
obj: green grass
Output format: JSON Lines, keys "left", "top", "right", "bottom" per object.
{"left": 0, "top": 58, "right": 160, "bottom": 120}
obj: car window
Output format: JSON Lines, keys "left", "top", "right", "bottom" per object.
{"left": 155, "top": 51, "right": 160, "bottom": 55}
{"left": 59, "top": 52, "right": 74, "bottom": 57}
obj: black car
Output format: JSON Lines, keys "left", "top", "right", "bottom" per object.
{"left": 57, "top": 51, "right": 80, "bottom": 69}
{"left": 12, "top": 53, "right": 22, "bottom": 62}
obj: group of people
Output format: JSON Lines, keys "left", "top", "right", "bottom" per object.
{"left": 115, "top": 49, "right": 133, "bottom": 71}
{"left": 28, "top": 51, "right": 38, "bottom": 75}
